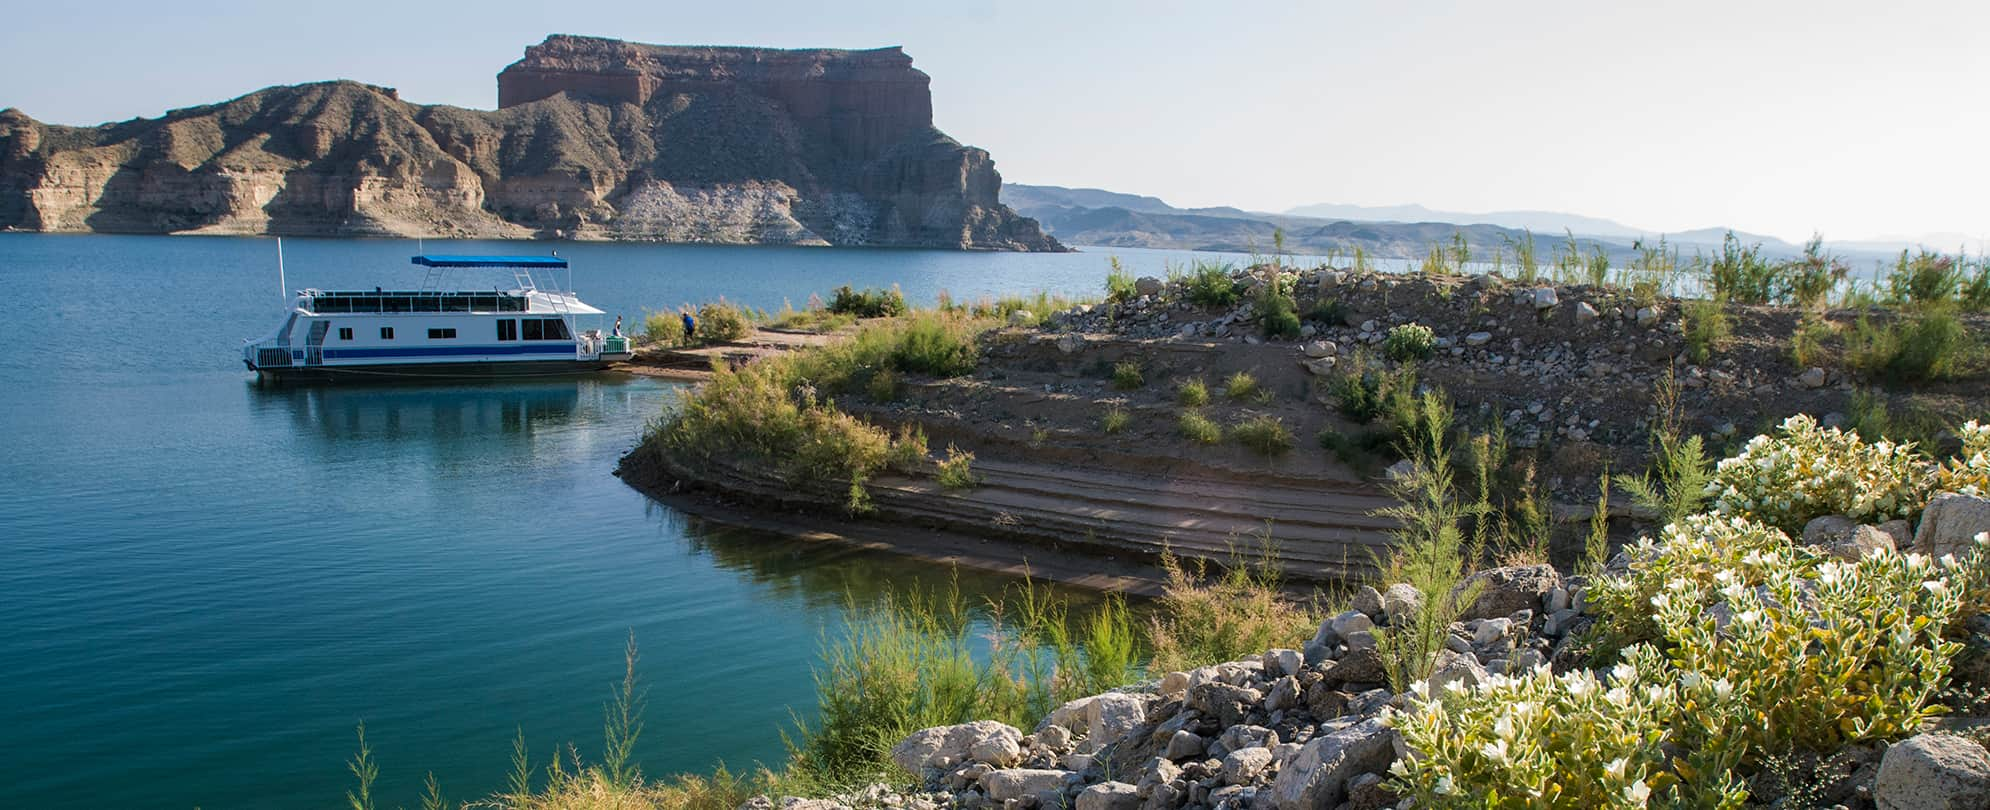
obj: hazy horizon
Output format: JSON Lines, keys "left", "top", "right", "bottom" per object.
{"left": 3, "top": 0, "right": 1984, "bottom": 246}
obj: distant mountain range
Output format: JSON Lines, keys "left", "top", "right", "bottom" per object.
{"left": 1004, "top": 184, "right": 1968, "bottom": 262}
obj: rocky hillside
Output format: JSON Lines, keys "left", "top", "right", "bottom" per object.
{"left": 0, "top": 35, "right": 1061, "bottom": 250}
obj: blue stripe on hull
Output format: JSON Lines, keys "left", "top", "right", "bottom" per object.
{"left": 254, "top": 358, "right": 612, "bottom": 383}
{"left": 308, "top": 343, "right": 580, "bottom": 361}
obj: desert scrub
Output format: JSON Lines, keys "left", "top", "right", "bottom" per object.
{"left": 1586, "top": 514, "right": 1817, "bottom": 650}
{"left": 1788, "top": 316, "right": 1835, "bottom": 368}
{"left": 885, "top": 424, "right": 928, "bottom": 473}
{"left": 1845, "top": 308, "right": 1972, "bottom": 383}
{"left": 827, "top": 285, "right": 908, "bottom": 318}
{"left": 1329, "top": 350, "right": 1417, "bottom": 426}
{"left": 1887, "top": 249, "right": 1966, "bottom": 307}
{"left": 1184, "top": 259, "right": 1241, "bottom": 307}
{"left": 1307, "top": 296, "right": 1350, "bottom": 326}
{"left": 1231, "top": 415, "right": 1293, "bottom": 455}
{"left": 1147, "top": 544, "right": 1318, "bottom": 672}
{"left": 1936, "top": 420, "right": 1990, "bottom": 497}
{"left": 866, "top": 367, "right": 900, "bottom": 402}
{"left": 1223, "top": 370, "right": 1261, "bottom": 401}
{"left": 1101, "top": 405, "right": 1131, "bottom": 435}
{"left": 1383, "top": 323, "right": 1436, "bottom": 362}
{"left": 1178, "top": 410, "right": 1223, "bottom": 444}
{"left": 1681, "top": 298, "right": 1729, "bottom": 364}
{"left": 935, "top": 445, "right": 978, "bottom": 490}
{"left": 641, "top": 310, "right": 685, "bottom": 345}
{"left": 696, "top": 300, "right": 752, "bottom": 343}
{"left": 658, "top": 359, "right": 892, "bottom": 489}
{"left": 1177, "top": 377, "right": 1210, "bottom": 407}
{"left": 1104, "top": 257, "right": 1137, "bottom": 303}
{"left": 1111, "top": 361, "right": 1145, "bottom": 390}
{"left": 1372, "top": 391, "right": 1483, "bottom": 691}
{"left": 1707, "top": 413, "right": 1929, "bottom": 531}
{"left": 1256, "top": 271, "right": 1302, "bottom": 339}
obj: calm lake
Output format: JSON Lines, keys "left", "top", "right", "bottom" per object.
{"left": 0, "top": 234, "right": 1259, "bottom": 810}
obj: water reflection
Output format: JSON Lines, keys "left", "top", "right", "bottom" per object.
{"left": 245, "top": 376, "right": 640, "bottom": 442}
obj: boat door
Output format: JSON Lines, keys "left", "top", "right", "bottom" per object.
{"left": 304, "top": 321, "right": 329, "bottom": 365}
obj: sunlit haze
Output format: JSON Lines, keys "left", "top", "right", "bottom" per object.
{"left": 4, "top": 0, "right": 1983, "bottom": 244}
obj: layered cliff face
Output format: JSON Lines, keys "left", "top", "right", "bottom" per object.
{"left": 0, "top": 36, "right": 1062, "bottom": 250}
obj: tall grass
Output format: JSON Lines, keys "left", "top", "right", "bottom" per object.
{"left": 1506, "top": 230, "right": 1539, "bottom": 283}
{"left": 1706, "top": 231, "right": 1777, "bottom": 304}
{"left": 1232, "top": 415, "right": 1293, "bottom": 455}
{"left": 827, "top": 286, "right": 909, "bottom": 319}
{"left": 1682, "top": 298, "right": 1729, "bottom": 364}
{"left": 1147, "top": 539, "right": 1320, "bottom": 672}
{"left": 1104, "top": 256, "right": 1137, "bottom": 303}
{"left": 1184, "top": 260, "right": 1241, "bottom": 307}
{"left": 1178, "top": 378, "right": 1210, "bottom": 407}
{"left": 1845, "top": 308, "right": 1971, "bottom": 382}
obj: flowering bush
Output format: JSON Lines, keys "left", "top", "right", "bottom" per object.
{"left": 1587, "top": 514, "right": 1818, "bottom": 651}
{"left": 1387, "top": 645, "right": 1747, "bottom": 809}
{"left": 1936, "top": 420, "right": 1990, "bottom": 497}
{"left": 1706, "top": 414, "right": 1928, "bottom": 532}
{"left": 1649, "top": 547, "right": 1962, "bottom": 752}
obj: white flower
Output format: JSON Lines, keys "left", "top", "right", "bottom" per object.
{"left": 1605, "top": 757, "right": 1627, "bottom": 780}
{"left": 1923, "top": 580, "right": 1950, "bottom": 597}
{"left": 1612, "top": 661, "right": 1637, "bottom": 683}
{"left": 1712, "top": 678, "right": 1734, "bottom": 700}
{"left": 1493, "top": 714, "right": 1516, "bottom": 740}
{"left": 1625, "top": 779, "right": 1651, "bottom": 804}
{"left": 1479, "top": 738, "right": 1509, "bottom": 762}
{"left": 1435, "top": 775, "right": 1454, "bottom": 795}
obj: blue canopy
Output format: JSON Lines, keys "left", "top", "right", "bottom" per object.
{"left": 410, "top": 254, "right": 569, "bottom": 269}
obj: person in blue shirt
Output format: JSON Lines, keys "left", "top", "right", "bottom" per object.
{"left": 681, "top": 308, "right": 696, "bottom": 343}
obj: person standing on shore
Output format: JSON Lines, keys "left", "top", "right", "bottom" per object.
{"left": 681, "top": 308, "right": 696, "bottom": 343}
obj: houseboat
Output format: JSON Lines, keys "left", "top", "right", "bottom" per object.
{"left": 241, "top": 254, "right": 632, "bottom": 382}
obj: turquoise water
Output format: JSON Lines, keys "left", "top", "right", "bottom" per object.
{"left": 0, "top": 235, "right": 1241, "bottom": 810}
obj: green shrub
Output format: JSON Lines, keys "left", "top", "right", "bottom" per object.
{"left": 1789, "top": 316, "right": 1834, "bottom": 368}
{"left": 1259, "top": 289, "right": 1301, "bottom": 339}
{"left": 1223, "top": 370, "right": 1260, "bottom": 401}
{"left": 1781, "top": 236, "right": 1849, "bottom": 309}
{"left": 1318, "top": 427, "right": 1394, "bottom": 468}
{"left": 696, "top": 301, "right": 752, "bottom": 343}
{"left": 642, "top": 310, "right": 685, "bottom": 345}
{"left": 1707, "top": 413, "right": 1929, "bottom": 532}
{"left": 884, "top": 312, "right": 979, "bottom": 378}
{"left": 1682, "top": 298, "right": 1729, "bottom": 364}
{"left": 1887, "top": 249, "right": 1964, "bottom": 307}
{"left": 1112, "top": 361, "right": 1145, "bottom": 390}
{"left": 935, "top": 444, "right": 977, "bottom": 490}
{"left": 1707, "top": 231, "right": 1778, "bottom": 304}
{"left": 659, "top": 358, "right": 892, "bottom": 489}
{"left": 1372, "top": 391, "right": 1483, "bottom": 692}
{"left": 1178, "top": 378, "right": 1209, "bottom": 407}
{"left": 1178, "top": 410, "right": 1222, "bottom": 444}
{"left": 1936, "top": 420, "right": 1990, "bottom": 498}
{"left": 1846, "top": 308, "right": 1970, "bottom": 383}
{"left": 886, "top": 424, "right": 928, "bottom": 473}
{"left": 1308, "top": 297, "right": 1350, "bottom": 326}
{"left": 1184, "top": 260, "right": 1241, "bottom": 307}
{"left": 1506, "top": 229, "right": 1539, "bottom": 283}
{"left": 1330, "top": 350, "right": 1416, "bottom": 425}
{"left": 1383, "top": 323, "right": 1437, "bottom": 362}
{"left": 1104, "top": 257, "right": 1137, "bottom": 303}
{"left": 1101, "top": 406, "right": 1130, "bottom": 435}
{"left": 827, "top": 285, "right": 909, "bottom": 318}
{"left": 1232, "top": 415, "right": 1292, "bottom": 455}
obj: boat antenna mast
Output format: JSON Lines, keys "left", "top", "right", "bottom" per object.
{"left": 276, "top": 237, "right": 288, "bottom": 305}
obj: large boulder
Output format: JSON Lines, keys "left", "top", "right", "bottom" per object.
{"left": 1186, "top": 682, "right": 1262, "bottom": 729}
{"left": 1268, "top": 718, "right": 1396, "bottom": 810}
{"left": 1916, "top": 493, "right": 1990, "bottom": 559}
{"left": 891, "top": 720, "right": 1023, "bottom": 774}
{"left": 1873, "top": 733, "right": 1990, "bottom": 810}
{"left": 1453, "top": 565, "right": 1561, "bottom": 622}
{"left": 1042, "top": 692, "right": 1157, "bottom": 749}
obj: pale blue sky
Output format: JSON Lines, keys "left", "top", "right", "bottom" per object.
{"left": 3, "top": 0, "right": 1984, "bottom": 244}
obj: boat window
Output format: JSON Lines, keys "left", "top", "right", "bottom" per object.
{"left": 522, "top": 319, "right": 543, "bottom": 340}
{"left": 338, "top": 328, "right": 354, "bottom": 341}
{"left": 427, "top": 328, "right": 457, "bottom": 340}
{"left": 540, "top": 318, "right": 572, "bottom": 341}
{"left": 380, "top": 327, "right": 394, "bottom": 340}
{"left": 497, "top": 319, "right": 518, "bottom": 341}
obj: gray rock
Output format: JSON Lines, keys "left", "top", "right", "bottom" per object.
{"left": 1164, "top": 730, "right": 1206, "bottom": 761}
{"left": 1455, "top": 565, "right": 1561, "bottom": 622}
{"left": 1221, "top": 747, "right": 1273, "bottom": 785}
{"left": 1134, "top": 277, "right": 1164, "bottom": 297}
{"left": 1008, "top": 310, "right": 1035, "bottom": 327}
{"left": 1381, "top": 584, "right": 1423, "bottom": 625}
{"left": 1038, "top": 725, "right": 1072, "bottom": 751}
{"left": 1799, "top": 366, "right": 1828, "bottom": 389}
{"left": 1056, "top": 333, "right": 1087, "bottom": 355}
{"left": 1916, "top": 493, "right": 1990, "bottom": 559}
{"left": 1881, "top": 519, "right": 1914, "bottom": 549}
{"left": 1265, "top": 675, "right": 1301, "bottom": 712}
{"left": 1187, "top": 682, "right": 1262, "bottom": 729}
{"left": 1635, "top": 306, "right": 1658, "bottom": 326}
{"left": 1473, "top": 617, "right": 1512, "bottom": 647}
{"left": 1302, "top": 340, "right": 1338, "bottom": 358}
{"left": 1349, "top": 585, "right": 1384, "bottom": 619}
{"left": 1574, "top": 301, "right": 1599, "bottom": 322}
{"left": 1802, "top": 514, "right": 1896, "bottom": 561}
{"left": 1268, "top": 719, "right": 1396, "bottom": 810}
{"left": 1544, "top": 608, "right": 1581, "bottom": 637}
{"left": 983, "top": 769, "right": 1070, "bottom": 802}
{"left": 1874, "top": 733, "right": 1990, "bottom": 810}
{"left": 892, "top": 721, "right": 1023, "bottom": 774}
{"left": 1343, "top": 630, "right": 1377, "bottom": 652}
{"left": 1531, "top": 287, "right": 1558, "bottom": 310}
{"left": 1324, "top": 646, "right": 1385, "bottom": 685}
{"left": 1464, "top": 331, "right": 1493, "bottom": 346}
{"left": 1263, "top": 648, "right": 1304, "bottom": 678}
{"left": 1330, "top": 610, "right": 1374, "bottom": 639}
{"left": 1427, "top": 649, "right": 1486, "bottom": 692}
{"left": 1078, "top": 782, "right": 1141, "bottom": 810}
{"left": 971, "top": 733, "right": 1023, "bottom": 767}
{"left": 1137, "top": 757, "right": 1181, "bottom": 797}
